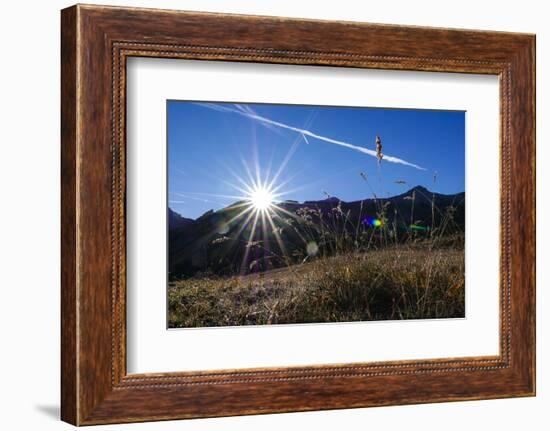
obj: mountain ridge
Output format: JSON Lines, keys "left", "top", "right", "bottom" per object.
{"left": 168, "top": 185, "right": 465, "bottom": 279}
{"left": 169, "top": 185, "right": 464, "bottom": 224}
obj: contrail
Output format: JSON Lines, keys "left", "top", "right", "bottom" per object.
{"left": 234, "top": 104, "right": 285, "bottom": 136}
{"left": 195, "top": 102, "right": 426, "bottom": 171}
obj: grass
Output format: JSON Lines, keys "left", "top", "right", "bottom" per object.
{"left": 168, "top": 244, "right": 465, "bottom": 328}
{"left": 168, "top": 175, "right": 466, "bottom": 328}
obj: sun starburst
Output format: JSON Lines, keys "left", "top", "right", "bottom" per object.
{"left": 248, "top": 185, "right": 275, "bottom": 212}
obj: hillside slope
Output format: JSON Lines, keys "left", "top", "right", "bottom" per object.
{"left": 168, "top": 186, "right": 465, "bottom": 279}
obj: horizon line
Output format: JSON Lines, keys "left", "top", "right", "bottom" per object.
{"left": 169, "top": 185, "right": 465, "bottom": 220}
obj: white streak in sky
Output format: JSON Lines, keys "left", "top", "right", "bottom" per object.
{"left": 195, "top": 102, "right": 426, "bottom": 171}
{"left": 234, "top": 103, "right": 285, "bottom": 136}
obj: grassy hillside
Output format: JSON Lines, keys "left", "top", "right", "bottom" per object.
{"left": 168, "top": 244, "right": 464, "bottom": 328}
{"left": 169, "top": 186, "right": 465, "bottom": 280}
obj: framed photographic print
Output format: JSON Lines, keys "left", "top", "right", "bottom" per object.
{"left": 164, "top": 101, "right": 466, "bottom": 329}
{"left": 61, "top": 4, "right": 535, "bottom": 425}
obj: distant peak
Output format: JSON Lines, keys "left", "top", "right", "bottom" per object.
{"left": 303, "top": 196, "right": 341, "bottom": 205}
{"left": 406, "top": 185, "right": 431, "bottom": 194}
{"left": 168, "top": 207, "right": 194, "bottom": 230}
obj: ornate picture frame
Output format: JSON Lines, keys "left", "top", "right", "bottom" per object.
{"left": 61, "top": 4, "right": 535, "bottom": 425}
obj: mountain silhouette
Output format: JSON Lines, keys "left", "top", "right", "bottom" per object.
{"left": 168, "top": 208, "right": 193, "bottom": 230}
{"left": 168, "top": 186, "right": 465, "bottom": 279}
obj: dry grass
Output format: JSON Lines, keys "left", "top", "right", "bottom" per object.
{"left": 168, "top": 245, "right": 464, "bottom": 328}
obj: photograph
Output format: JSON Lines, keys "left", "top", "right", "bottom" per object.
{"left": 51, "top": 2, "right": 536, "bottom": 426}
{"left": 167, "top": 101, "right": 466, "bottom": 328}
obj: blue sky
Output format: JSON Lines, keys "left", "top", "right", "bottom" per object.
{"left": 168, "top": 101, "right": 465, "bottom": 219}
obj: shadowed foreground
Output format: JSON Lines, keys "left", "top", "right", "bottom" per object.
{"left": 168, "top": 246, "right": 464, "bottom": 328}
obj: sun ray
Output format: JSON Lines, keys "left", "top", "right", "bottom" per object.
{"left": 239, "top": 157, "right": 259, "bottom": 191}
{"left": 268, "top": 109, "right": 318, "bottom": 191}
{"left": 232, "top": 206, "right": 257, "bottom": 235}
{"left": 268, "top": 203, "right": 310, "bottom": 246}
{"left": 222, "top": 165, "right": 256, "bottom": 196}
{"left": 224, "top": 205, "right": 255, "bottom": 228}
{"left": 170, "top": 190, "right": 243, "bottom": 201}
{"left": 169, "top": 191, "right": 231, "bottom": 205}
{"left": 239, "top": 210, "right": 261, "bottom": 274}
{"left": 269, "top": 203, "right": 301, "bottom": 219}
{"left": 265, "top": 208, "right": 288, "bottom": 259}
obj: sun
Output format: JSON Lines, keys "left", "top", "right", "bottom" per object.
{"left": 248, "top": 186, "right": 274, "bottom": 212}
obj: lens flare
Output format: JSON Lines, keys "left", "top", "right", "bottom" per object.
{"left": 409, "top": 224, "right": 429, "bottom": 231}
{"left": 364, "top": 216, "right": 383, "bottom": 227}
